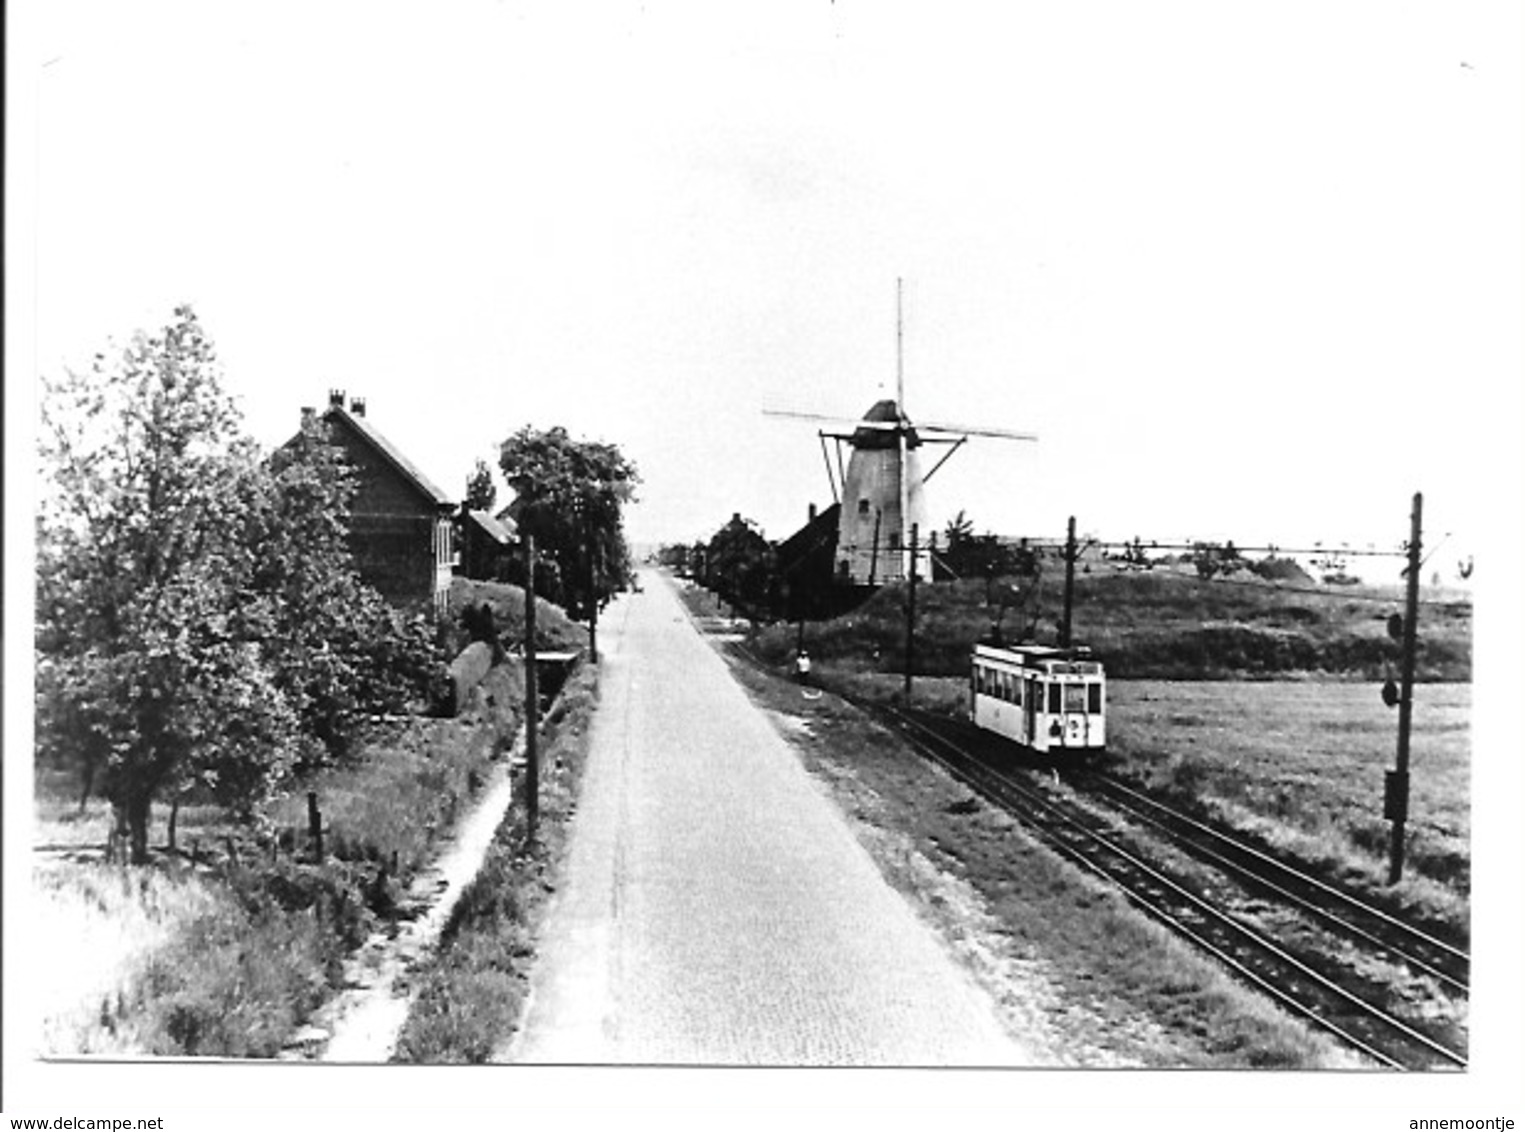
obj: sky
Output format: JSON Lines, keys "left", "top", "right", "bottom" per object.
{"left": 10, "top": 0, "right": 1520, "bottom": 578}
{"left": 5, "top": 2, "right": 1523, "bottom": 1120}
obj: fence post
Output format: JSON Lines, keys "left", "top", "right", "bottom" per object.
{"left": 308, "top": 791, "right": 323, "bottom": 865}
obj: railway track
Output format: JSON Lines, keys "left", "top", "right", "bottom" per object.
{"left": 718, "top": 636, "right": 1468, "bottom": 1069}
{"left": 879, "top": 706, "right": 1469, "bottom": 1072}
{"left": 1070, "top": 767, "right": 1470, "bottom": 995}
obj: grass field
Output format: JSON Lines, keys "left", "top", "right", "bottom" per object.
{"left": 748, "top": 567, "right": 1472, "bottom": 682}
{"left": 1102, "top": 680, "right": 1471, "bottom": 938}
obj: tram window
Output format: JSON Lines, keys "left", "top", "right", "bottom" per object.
{"left": 1088, "top": 683, "right": 1103, "bottom": 714}
{"left": 1047, "top": 684, "right": 1062, "bottom": 714}
{"left": 1064, "top": 683, "right": 1086, "bottom": 713}
{"left": 1014, "top": 678, "right": 1023, "bottom": 707}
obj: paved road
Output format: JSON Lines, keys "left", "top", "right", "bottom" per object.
{"left": 508, "top": 568, "right": 1030, "bottom": 1066}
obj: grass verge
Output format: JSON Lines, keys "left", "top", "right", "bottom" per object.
{"left": 390, "top": 660, "right": 599, "bottom": 1063}
{"left": 37, "top": 667, "right": 526, "bottom": 1057}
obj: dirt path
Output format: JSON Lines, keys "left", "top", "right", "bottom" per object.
{"left": 280, "top": 730, "right": 525, "bottom": 1062}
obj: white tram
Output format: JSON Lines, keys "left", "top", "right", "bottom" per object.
{"left": 970, "top": 643, "right": 1106, "bottom": 756}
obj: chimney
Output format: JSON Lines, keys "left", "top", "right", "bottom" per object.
{"left": 808, "top": 503, "right": 817, "bottom": 523}
{"left": 301, "top": 406, "right": 316, "bottom": 429}
{"left": 328, "top": 388, "right": 345, "bottom": 408}
{"left": 350, "top": 396, "right": 366, "bottom": 417}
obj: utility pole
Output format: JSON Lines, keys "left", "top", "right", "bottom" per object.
{"left": 524, "top": 533, "right": 540, "bottom": 844}
{"left": 1386, "top": 492, "right": 1422, "bottom": 884}
{"left": 869, "top": 510, "right": 882, "bottom": 586}
{"left": 588, "top": 527, "right": 599, "bottom": 665}
{"left": 904, "top": 523, "right": 919, "bottom": 703}
{"left": 1061, "top": 515, "right": 1077, "bottom": 648}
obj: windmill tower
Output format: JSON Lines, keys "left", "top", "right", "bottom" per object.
{"left": 767, "top": 281, "right": 1037, "bottom": 587}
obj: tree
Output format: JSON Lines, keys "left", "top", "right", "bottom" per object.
{"left": 498, "top": 426, "right": 639, "bottom": 620}
{"left": 943, "top": 510, "right": 975, "bottom": 551}
{"left": 939, "top": 511, "right": 1036, "bottom": 581}
{"left": 36, "top": 308, "right": 304, "bottom": 861}
{"left": 1191, "top": 540, "right": 1246, "bottom": 579}
{"left": 704, "top": 514, "right": 774, "bottom": 617}
{"left": 464, "top": 458, "right": 497, "bottom": 512}
{"left": 36, "top": 308, "right": 443, "bottom": 863}
{"left": 257, "top": 419, "right": 444, "bottom": 763}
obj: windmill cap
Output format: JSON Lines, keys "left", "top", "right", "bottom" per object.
{"left": 853, "top": 399, "right": 920, "bottom": 449}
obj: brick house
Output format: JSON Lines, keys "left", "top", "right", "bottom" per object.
{"left": 293, "top": 390, "right": 456, "bottom": 617}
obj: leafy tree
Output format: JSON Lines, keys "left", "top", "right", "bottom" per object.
{"left": 1190, "top": 541, "right": 1246, "bottom": 579}
{"left": 498, "top": 426, "right": 639, "bottom": 619}
{"left": 36, "top": 308, "right": 305, "bottom": 861}
{"left": 464, "top": 458, "right": 497, "bottom": 512}
{"left": 939, "top": 511, "right": 1036, "bottom": 581}
{"left": 257, "top": 421, "right": 444, "bottom": 762}
{"left": 36, "top": 308, "right": 443, "bottom": 863}
{"left": 704, "top": 514, "right": 774, "bottom": 616}
{"left": 943, "top": 510, "right": 975, "bottom": 551}
{"left": 1120, "top": 537, "right": 1155, "bottom": 571}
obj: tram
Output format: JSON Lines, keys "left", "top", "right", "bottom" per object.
{"left": 970, "top": 642, "right": 1106, "bottom": 757}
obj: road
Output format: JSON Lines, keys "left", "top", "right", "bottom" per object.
{"left": 507, "top": 568, "right": 1030, "bottom": 1066}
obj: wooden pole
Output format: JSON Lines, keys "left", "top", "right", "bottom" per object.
{"left": 1387, "top": 493, "right": 1422, "bottom": 884}
{"left": 307, "top": 791, "right": 323, "bottom": 864}
{"left": 869, "top": 510, "right": 882, "bottom": 586}
{"left": 1061, "top": 515, "right": 1077, "bottom": 648}
{"left": 524, "top": 533, "right": 540, "bottom": 842}
{"left": 904, "top": 523, "right": 919, "bottom": 703}
{"left": 587, "top": 516, "right": 599, "bottom": 664}
{"left": 589, "top": 571, "right": 599, "bottom": 664}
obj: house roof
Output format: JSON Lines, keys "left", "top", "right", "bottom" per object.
{"left": 324, "top": 405, "right": 454, "bottom": 509}
{"left": 465, "top": 509, "right": 516, "bottom": 544}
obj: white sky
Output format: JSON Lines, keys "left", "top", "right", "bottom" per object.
{"left": 11, "top": 0, "right": 1520, "bottom": 570}
{"left": 5, "top": 1, "right": 1523, "bottom": 1120}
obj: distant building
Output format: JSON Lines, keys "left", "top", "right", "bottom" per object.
{"left": 289, "top": 390, "right": 456, "bottom": 617}
{"left": 457, "top": 507, "right": 517, "bottom": 581}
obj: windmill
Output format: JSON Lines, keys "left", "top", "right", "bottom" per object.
{"left": 766, "top": 280, "right": 1037, "bottom": 588}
